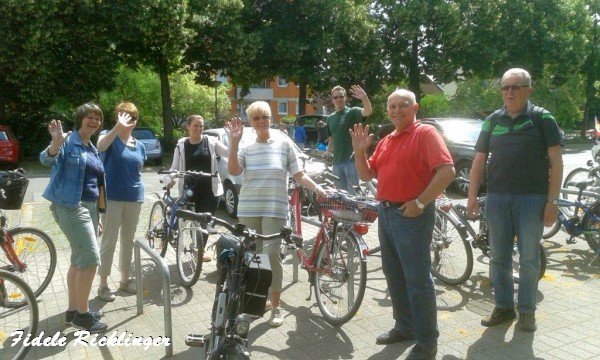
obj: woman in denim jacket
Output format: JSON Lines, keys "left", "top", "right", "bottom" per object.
{"left": 40, "top": 102, "right": 108, "bottom": 334}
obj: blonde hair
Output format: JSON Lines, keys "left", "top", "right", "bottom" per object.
{"left": 114, "top": 101, "right": 138, "bottom": 119}
{"left": 245, "top": 101, "right": 272, "bottom": 118}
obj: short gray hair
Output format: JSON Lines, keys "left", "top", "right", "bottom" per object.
{"left": 388, "top": 89, "right": 416, "bottom": 104}
{"left": 502, "top": 68, "right": 532, "bottom": 87}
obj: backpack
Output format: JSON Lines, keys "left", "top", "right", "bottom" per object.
{"left": 487, "top": 106, "right": 547, "bottom": 147}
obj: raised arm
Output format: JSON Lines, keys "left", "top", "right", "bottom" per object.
{"left": 226, "top": 117, "right": 244, "bottom": 176}
{"left": 96, "top": 112, "right": 135, "bottom": 152}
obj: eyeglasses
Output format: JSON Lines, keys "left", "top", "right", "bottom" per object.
{"left": 332, "top": 95, "right": 345, "bottom": 100}
{"left": 501, "top": 84, "right": 529, "bottom": 91}
{"left": 251, "top": 115, "right": 270, "bottom": 121}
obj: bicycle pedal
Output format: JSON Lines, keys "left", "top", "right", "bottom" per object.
{"left": 185, "top": 333, "right": 206, "bottom": 347}
{"left": 566, "top": 237, "right": 577, "bottom": 244}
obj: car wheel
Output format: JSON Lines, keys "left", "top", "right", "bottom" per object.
{"left": 454, "top": 161, "right": 472, "bottom": 197}
{"left": 223, "top": 182, "right": 239, "bottom": 218}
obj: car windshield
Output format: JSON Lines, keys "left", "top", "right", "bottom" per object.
{"left": 0, "top": 132, "right": 8, "bottom": 141}
{"left": 132, "top": 129, "right": 155, "bottom": 140}
{"left": 438, "top": 120, "right": 482, "bottom": 145}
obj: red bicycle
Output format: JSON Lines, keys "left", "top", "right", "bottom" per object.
{"left": 0, "top": 169, "right": 56, "bottom": 299}
{"left": 287, "top": 173, "right": 378, "bottom": 325}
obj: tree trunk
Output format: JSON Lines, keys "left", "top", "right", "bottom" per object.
{"left": 408, "top": 38, "right": 422, "bottom": 103}
{"left": 298, "top": 83, "right": 307, "bottom": 116}
{"left": 158, "top": 55, "right": 174, "bottom": 150}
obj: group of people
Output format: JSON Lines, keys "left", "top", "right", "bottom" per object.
{"left": 41, "top": 67, "right": 562, "bottom": 359}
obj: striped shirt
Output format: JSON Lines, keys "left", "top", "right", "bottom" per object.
{"left": 237, "top": 131, "right": 301, "bottom": 219}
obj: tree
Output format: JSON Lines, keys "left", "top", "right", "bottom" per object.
{"left": 0, "top": 0, "right": 119, "bottom": 157}
{"left": 98, "top": 66, "right": 231, "bottom": 135}
{"left": 372, "top": 0, "right": 464, "bottom": 102}
{"left": 105, "top": 0, "right": 193, "bottom": 149}
{"left": 0, "top": 0, "right": 118, "bottom": 121}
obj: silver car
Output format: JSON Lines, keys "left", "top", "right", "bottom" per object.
{"left": 132, "top": 128, "right": 163, "bottom": 166}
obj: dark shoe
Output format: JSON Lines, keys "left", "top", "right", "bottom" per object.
{"left": 517, "top": 313, "right": 537, "bottom": 332}
{"left": 407, "top": 344, "right": 437, "bottom": 360}
{"left": 481, "top": 307, "right": 516, "bottom": 327}
{"left": 375, "top": 328, "right": 415, "bottom": 345}
{"left": 72, "top": 311, "right": 108, "bottom": 334}
{"left": 65, "top": 309, "right": 102, "bottom": 324}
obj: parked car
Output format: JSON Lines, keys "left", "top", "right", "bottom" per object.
{"left": 203, "top": 127, "right": 324, "bottom": 217}
{"left": 370, "top": 118, "right": 483, "bottom": 197}
{"left": 294, "top": 114, "right": 327, "bottom": 147}
{"left": 0, "top": 125, "right": 20, "bottom": 167}
{"left": 202, "top": 127, "right": 256, "bottom": 217}
{"left": 132, "top": 127, "right": 163, "bottom": 165}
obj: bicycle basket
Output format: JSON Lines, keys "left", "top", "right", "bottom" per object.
{"left": 0, "top": 170, "right": 28, "bottom": 210}
{"left": 318, "top": 192, "right": 378, "bottom": 223}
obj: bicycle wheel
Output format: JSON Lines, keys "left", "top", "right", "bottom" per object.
{"left": 0, "top": 269, "right": 39, "bottom": 360}
{"left": 542, "top": 220, "right": 561, "bottom": 240}
{"left": 147, "top": 200, "right": 168, "bottom": 257}
{"left": 1, "top": 227, "right": 57, "bottom": 299}
{"left": 511, "top": 243, "right": 546, "bottom": 281}
{"left": 176, "top": 219, "right": 204, "bottom": 287}
{"left": 430, "top": 210, "right": 474, "bottom": 285}
{"left": 206, "top": 268, "right": 229, "bottom": 360}
{"left": 314, "top": 228, "right": 367, "bottom": 325}
{"left": 561, "top": 167, "right": 594, "bottom": 217}
{"left": 582, "top": 202, "right": 600, "bottom": 254}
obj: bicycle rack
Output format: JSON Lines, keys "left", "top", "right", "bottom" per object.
{"left": 560, "top": 187, "right": 600, "bottom": 200}
{"left": 134, "top": 239, "right": 173, "bottom": 358}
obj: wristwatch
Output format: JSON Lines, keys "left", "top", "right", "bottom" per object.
{"left": 415, "top": 198, "right": 425, "bottom": 210}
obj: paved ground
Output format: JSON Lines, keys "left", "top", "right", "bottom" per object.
{"left": 2, "top": 166, "right": 600, "bottom": 359}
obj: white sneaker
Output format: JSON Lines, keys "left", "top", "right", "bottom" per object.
{"left": 97, "top": 286, "right": 115, "bottom": 302}
{"left": 269, "top": 308, "right": 284, "bottom": 327}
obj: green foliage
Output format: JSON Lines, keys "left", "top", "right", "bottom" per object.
{"left": 280, "top": 115, "right": 296, "bottom": 125}
{"left": 97, "top": 65, "right": 231, "bottom": 140}
{"left": 419, "top": 94, "right": 451, "bottom": 118}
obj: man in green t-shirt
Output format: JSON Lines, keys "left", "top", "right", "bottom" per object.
{"left": 324, "top": 85, "right": 372, "bottom": 194}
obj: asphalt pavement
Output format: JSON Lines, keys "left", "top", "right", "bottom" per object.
{"left": 2, "top": 145, "right": 600, "bottom": 359}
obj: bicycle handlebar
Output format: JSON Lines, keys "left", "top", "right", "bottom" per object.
{"left": 157, "top": 169, "right": 215, "bottom": 178}
{"left": 174, "top": 209, "right": 304, "bottom": 249}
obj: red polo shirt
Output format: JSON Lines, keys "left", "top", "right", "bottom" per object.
{"left": 368, "top": 121, "right": 453, "bottom": 203}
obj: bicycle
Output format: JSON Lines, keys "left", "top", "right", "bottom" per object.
{"left": 146, "top": 169, "right": 216, "bottom": 287}
{"left": 0, "top": 169, "right": 57, "bottom": 299}
{"left": 181, "top": 210, "right": 303, "bottom": 360}
{"left": 288, "top": 173, "right": 376, "bottom": 325}
{"left": 430, "top": 194, "right": 547, "bottom": 285}
{"left": 540, "top": 178, "right": 600, "bottom": 260}
{"left": 0, "top": 269, "right": 39, "bottom": 360}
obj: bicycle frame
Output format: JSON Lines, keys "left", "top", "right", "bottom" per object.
{"left": 0, "top": 212, "right": 27, "bottom": 272}
{"left": 554, "top": 197, "right": 600, "bottom": 237}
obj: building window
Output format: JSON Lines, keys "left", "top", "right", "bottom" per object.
{"left": 295, "top": 102, "right": 299, "bottom": 115}
{"left": 277, "top": 77, "right": 288, "bottom": 87}
{"left": 250, "top": 80, "right": 269, "bottom": 88}
{"left": 278, "top": 102, "right": 288, "bottom": 115}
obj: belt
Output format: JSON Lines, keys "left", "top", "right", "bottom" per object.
{"left": 381, "top": 200, "right": 404, "bottom": 208}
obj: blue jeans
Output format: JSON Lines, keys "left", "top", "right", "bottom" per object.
{"left": 378, "top": 203, "right": 438, "bottom": 348}
{"left": 332, "top": 159, "right": 359, "bottom": 195}
{"left": 485, "top": 193, "right": 546, "bottom": 314}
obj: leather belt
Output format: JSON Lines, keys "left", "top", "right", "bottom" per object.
{"left": 381, "top": 200, "right": 404, "bottom": 208}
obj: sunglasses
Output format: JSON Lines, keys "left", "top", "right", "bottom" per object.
{"left": 332, "top": 95, "right": 345, "bottom": 100}
{"left": 501, "top": 85, "right": 529, "bottom": 91}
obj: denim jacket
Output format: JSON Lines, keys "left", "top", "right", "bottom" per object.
{"left": 40, "top": 131, "right": 103, "bottom": 208}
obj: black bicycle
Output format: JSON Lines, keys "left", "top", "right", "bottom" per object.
{"left": 180, "top": 210, "right": 303, "bottom": 359}
{"left": 430, "top": 195, "right": 547, "bottom": 285}
{"left": 146, "top": 169, "right": 216, "bottom": 287}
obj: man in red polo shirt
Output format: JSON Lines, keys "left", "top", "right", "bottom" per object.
{"left": 350, "top": 89, "right": 454, "bottom": 360}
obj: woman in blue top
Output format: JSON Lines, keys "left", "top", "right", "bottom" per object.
{"left": 96, "top": 102, "right": 146, "bottom": 302}
{"left": 40, "top": 102, "right": 108, "bottom": 333}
